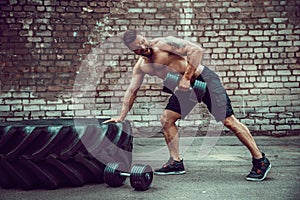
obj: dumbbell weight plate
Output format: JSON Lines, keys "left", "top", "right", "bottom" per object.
{"left": 130, "top": 164, "right": 153, "bottom": 191}
{"left": 104, "top": 163, "right": 126, "bottom": 187}
{"left": 163, "top": 73, "right": 180, "bottom": 94}
{"left": 190, "top": 80, "right": 207, "bottom": 102}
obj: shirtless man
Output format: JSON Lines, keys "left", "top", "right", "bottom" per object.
{"left": 105, "top": 30, "right": 271, "bottom": 181}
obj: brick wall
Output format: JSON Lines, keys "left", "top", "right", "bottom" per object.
{"left": 0, "top": 0, "right": 299, "bottom": 136}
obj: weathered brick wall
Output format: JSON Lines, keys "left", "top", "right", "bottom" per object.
{"left": 0, "top": 0, "right": 299, "bottom": 136}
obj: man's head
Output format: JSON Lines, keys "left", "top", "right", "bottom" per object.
{"left": 123, "top": 30, "right": 152, "bottom": 57}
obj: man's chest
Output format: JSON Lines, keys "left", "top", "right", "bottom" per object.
{"left": 140, "top": 49, "right": 188, "bottom": 77}
{"left": 146, "top": 50, "right": 170, "bottom": 65}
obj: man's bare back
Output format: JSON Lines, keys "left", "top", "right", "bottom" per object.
{"left": 133, "top": 36, "right": 205, "bottom": 81}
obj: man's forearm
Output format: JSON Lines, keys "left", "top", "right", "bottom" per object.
{"left": 119, "top": 102, "right": 131, "bottom": 121}
{"left": 118, "top": 90, "right": 137, "bottom": 121}
{"left": 183, "top": 63, "right": 196, "bottom": 81}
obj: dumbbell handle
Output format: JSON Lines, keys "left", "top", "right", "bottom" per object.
{"left": 174, "top": 79, "right": 204, "bottom": 91}
{"left": 120, "top": 172, "right": 131, "bottom": 177}
{"left": 164, "top": 79, "right": 205, "bottom": 92}
{"left": 163, "top": 72, "right": 204, "bottom": 91}
{"left": 175, "top": 85, "right": 193, "bottom": 91}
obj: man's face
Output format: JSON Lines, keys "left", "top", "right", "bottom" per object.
{"left": 128, "top": 35, "right": 152, "bottom": 57}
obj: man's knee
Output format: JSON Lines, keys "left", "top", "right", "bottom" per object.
{"left": 160, "top": 113, "right": 175, "bottom": 129}
{"left": 160, "top": 110, "right": 180, "bottom": 129}
{"left": 223, "top": 115, "right": 238, "bottom": 128}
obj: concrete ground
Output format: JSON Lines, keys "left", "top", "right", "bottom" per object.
{"left": 1, "top": 136, "right": 299, "bottom": 200}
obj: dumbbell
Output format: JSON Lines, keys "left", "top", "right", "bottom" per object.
{"left": 104, "top": 163, "right": 153, "bottom": 191}
{"left": 163, "top": 72, "right": 207, "bottom": 102}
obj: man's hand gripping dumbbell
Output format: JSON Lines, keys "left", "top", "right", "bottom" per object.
{"left": 163, "top": 72, "right": 207, "bottom": 102}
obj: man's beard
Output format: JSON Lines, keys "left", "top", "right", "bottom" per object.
{"left": 142, "top": 48, "right": 153, "bottom": 57}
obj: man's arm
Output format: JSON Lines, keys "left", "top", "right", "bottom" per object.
{"left": 104, "top": 58, "right": 145, "bottom": 123}
{"left": 157, "top": 36, "right": 203, "bottom": 90}
{"left": 158, "top": 36, "right": 203, "bottom": 69}
{"left": 119, "top": 62, "right": 145, "bottom": 121}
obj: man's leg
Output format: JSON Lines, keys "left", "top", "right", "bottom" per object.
{"left": 223, "top": 114, "right": 262, "bottom": 159}
{"left": 155, "top": 90, "right": 196, "bottom": 175}
{"left": 223, "top": 114, "right": 272, "bottom": 181}
{"left": 160, "top": 109, "right": 181, "bottom": 161}
{"left": 159, "top": 90, "right": 197, "bottom": 162}
{"left": 154, "top": 109, "right": 186, "bottom": 175}
{"left": 200, "top": 66, "right": 271, "bottom": 180}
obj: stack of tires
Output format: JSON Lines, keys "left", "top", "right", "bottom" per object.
{"left": 0, "top": 119, "right": 133, "bottom": 190}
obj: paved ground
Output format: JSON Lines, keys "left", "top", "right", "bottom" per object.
{"left": 1, "top": 136, "right": 299, "bottom": 200}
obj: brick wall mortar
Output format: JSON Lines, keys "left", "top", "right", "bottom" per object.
{"left": 0, "top": 0, "right": 299, "bottom": 136}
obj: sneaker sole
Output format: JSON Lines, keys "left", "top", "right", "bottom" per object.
{"left": 246, "top": 164, "right": 272, "bottom": 181}
{"left": 154, "top": 171, "right": 186, "bottom": 176}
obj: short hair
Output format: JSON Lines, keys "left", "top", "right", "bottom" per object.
{"left": 123, "top": 30, "right": 140, "bottom": 48}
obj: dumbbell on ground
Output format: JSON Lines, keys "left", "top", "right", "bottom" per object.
{"left": 104, "top": 163, "right": 153, "bottom": 191}
{"left": 163, "top": 72, "right": 207, "bottom": 102}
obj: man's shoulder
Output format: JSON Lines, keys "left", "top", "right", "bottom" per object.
{"left": 151, "top": 36, "right": 177, "bottom": 43}
{"left": 150, "top": 37, "right": 163, "bottom": 44}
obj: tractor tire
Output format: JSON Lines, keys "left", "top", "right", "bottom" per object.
{"left": 0, "top": 119, "right": 133, "bottom": 190}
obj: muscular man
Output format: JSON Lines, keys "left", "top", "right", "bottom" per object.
{"left": 105, "top": 30, "right": 271, "bottom": 181}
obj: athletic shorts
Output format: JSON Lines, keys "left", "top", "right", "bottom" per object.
{"left": 165, "top": 66, "right": 234, "bottom": 122}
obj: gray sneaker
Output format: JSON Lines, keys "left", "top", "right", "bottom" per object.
{"left": 154, "top": 157, "right": 186, "bottom": 175}
{"left": 246, "top": 153, "right": 271, "bottom": 181}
